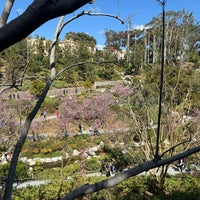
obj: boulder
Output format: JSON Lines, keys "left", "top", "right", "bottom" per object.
{"left": 73, "top": 149, "right": 80, "bottom": 156}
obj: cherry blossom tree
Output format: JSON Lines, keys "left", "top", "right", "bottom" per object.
{"left": 0, "top": 99, "right": 17, "bottom": 142}
{"left": 81, "top": 93, "right": 115, "bottom": 125}
{"left": 59, "top": 93, "right": 115, "bottom": 132}
{"left": 111, "top": 84, "right": 134, "bottom": 98}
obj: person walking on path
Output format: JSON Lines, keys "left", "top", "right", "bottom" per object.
{"left": 88, "top": 125, "right": 92, "bottom": 134}
{"left": 79, "top": 123, "right": 83, "bottom": 134}
{"left": 56, "top": 110, "right": 60, "bottom": 118}
{"left": 41, "top": 111, "right": 47, "bottom": 120}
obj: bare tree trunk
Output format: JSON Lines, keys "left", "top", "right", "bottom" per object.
{"left": 153, "top": 34, "right": 156, "bottom": 64}
{"left": 144, "top": 33, "right": 147, "bottom": 64}
{"left": 3, "top": 14, "right": 65, "bottom": 200}
{"left": 0, "top": 0, "right": 15, "bottom": 28}
{"left": 3, "top": 81, "right": 51, "bottom": 200}
{"left": 164, "top": 22, "right": 168, "bottom": 65}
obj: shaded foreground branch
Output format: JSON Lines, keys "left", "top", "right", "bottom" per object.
{"left": 0, "top": 0, "right": 91, "bottom": 52}
{"left": 62, "top": 145, "right": 200, "bottom": 200}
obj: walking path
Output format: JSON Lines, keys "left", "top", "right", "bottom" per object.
{"left": 12, "top": 165, "right": 192, "bottom": 189}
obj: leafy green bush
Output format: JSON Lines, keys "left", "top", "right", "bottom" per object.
{"left": 0, "top": 163, "right": 9, "bottom": 183}
{"left": 85, "top": 157, "right": 101, "bottom": 172}
{"left": 41, "top": 147, "right": 53, "bottom": 154}
{"left": 41, "top": 96, "right": 60, "bottom": 113}
{"left": 22, "top": 139, "right": 64, "bottom": 158}
{"left": 103, "top": 145, "right": 136, "bottom": 168}
{"left": 52, "top": 80, "right": 69, "bottom": 88}
{"left": 144, "top": 175, "right": 158, "bottom": 194}
{"left": 29, "top": 79, "right": 45, "bottom": 97}
{"left": 117, "top": 177, "right": 146, "bottom": 200}
{"left": 159, "top": 174, "right": 200, "bottom": 200}
{"left": 38, "top": 175, "right": 87, "bottom": 199}
{"left": 15, "top": 161, "right": 29, "bottom": 181}
{"left": 63, "top": 163, "right": 80, "bottom": 176}
{"left": 68, "top": 134, "right": 92, "bottom": 149}
{"left": 0, "top": 161, "right": 29, "bottom": 183}
{"left": 13, "top": 186, "right": 39, "bottom": 200}
{"left": 90, "top": 188, "right": 115, "bottom": 200}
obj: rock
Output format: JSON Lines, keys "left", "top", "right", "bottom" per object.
{"left": 66, "top": 153, "right": 70, "bottom": 159}
{"left": 27, "top": 159, "right": 36, "bottom": 166}
{"left": 88, "top": 150, "right": 96, "bottom": 156}
{"left": 1, "top": 160, "right": 8, "bottom": 165}
{"left": 38, "top": 158, "right": 45, "bottom": 164}
{"left": 83, "top": 152, "right": 88, "bottom": 158}
{"left": 45, "top": 158, "right": 52, "bottom": 163}
{"left": 20, "top": 157, "right": 27, "bottom": 163}
{"left": 99, "top": 141, "right": 105, "bottom": 148}
{"left": 73, "top": 149, "right": 80, "bottom": 156}
{"left": 91, "top": 146, "right": 99, "bottom": 152}
{"left": 51, "top": 157, "right": 59, "bottom": 162}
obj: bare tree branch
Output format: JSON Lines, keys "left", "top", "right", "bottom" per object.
{"left": 160, "top": 129, "right": 192, "bottom": 158}
{"left": 0, "top": 0, "right": 92, "bottom": 52}
{"left": 52, "top": 10, "right": 124, "bottom": 50}
{"left": 0, "top": 0, "right": 15, "bottom": 27}
{"left": 62, "top": 11, "right": 124, "bottom": 31}
{"left": 62, "top": 145, "right": 200, "bottom": 200}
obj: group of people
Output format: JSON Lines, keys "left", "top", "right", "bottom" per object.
{"left": 176, "top": 158, "right": 186, "bottom": 172}
{"left": 41, "top": 111, "right": 47, "bottom": 120}
{"left": 178, "top": 158, "right": 185, "bottom": 172}
{"left": 78, "top": 124, "right": 100, "bottom": 135}
{"left": 101, "top": 159, "right": 118, "bottom": 177}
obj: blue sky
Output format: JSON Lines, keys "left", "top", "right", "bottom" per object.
{"left": 1, "top": 0, "right": 200, "bottom": 49}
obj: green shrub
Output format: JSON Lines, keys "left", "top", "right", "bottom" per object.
{"left": 90, "top": 188, "right": 115, "bottom": 200}
{"left": 41, "top": 96, "right": 60, "bottom": 113}
{"left": 32, "top": 147, "right": 40, "bottom": 154}
{"left": 52, "top": 80, "right": 69, "bottom": 88}
{"left": 0, "top": 161, "right": 29, "bottom": 183}
{"left": 117, "top": 176, "right": 145, "bottom": 195}
{"left": 22, "top": 139, "right": 64, "bottom": 158}
{"left": 29, "top": 79, "right": 45, "bottom": 97}
{"left": 69, "top": 134, "right": 92, "bottom": 149}
{"left": 15, "top": 161, "right": 29, "bottom": 181}
{"left": 144, "top": 175, "right": 158, "bottom": 194}
{"left": 85, "top": 157, "right": 101, "bottom": 172}
{"left": 103, "top": 145, "right": 136, "bottom": 168}
{"left": 63, "top": 163, "right": 80, "bottom": 176}
{"left": 13, "top": 186, "right": 39, "bottom": 200}
{"left": 37, "top": 176, "right": 87, "bottom": 199}
{"left": 0, "top": 163, "right": 9, "bottom": 183}
{"left": 41, "top": 147, "right": 53, "bottom": 154}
